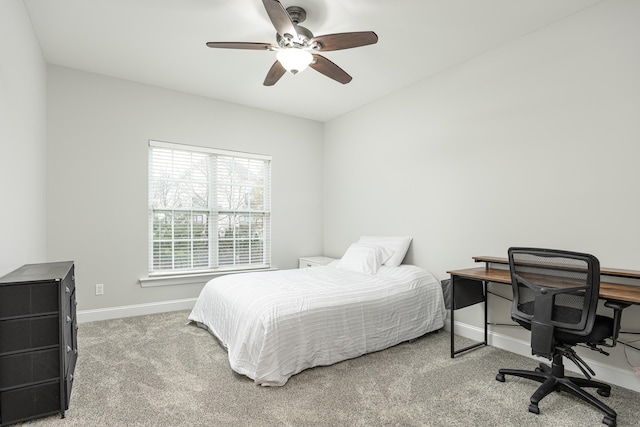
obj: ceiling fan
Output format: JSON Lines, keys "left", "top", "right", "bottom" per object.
{"left": 206, "top": 0, "right": 378, "bottom": 86}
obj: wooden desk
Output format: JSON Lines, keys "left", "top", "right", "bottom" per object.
{"left": 447, "top": 256, "right": 640, "bottom": 357}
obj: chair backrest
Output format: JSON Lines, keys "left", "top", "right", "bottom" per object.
{"left": 508, "top": 247, "right": 601, "bottom": 358}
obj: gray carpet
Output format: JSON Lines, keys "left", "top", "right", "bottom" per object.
{"left": 25, "top": 310, "right": 640, "bottom": 426}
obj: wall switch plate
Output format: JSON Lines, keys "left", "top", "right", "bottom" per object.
{"left": 95, "top": 283, "right": 104, "bottom": 295}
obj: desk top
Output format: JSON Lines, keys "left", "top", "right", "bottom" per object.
{"left": 473, "top": 256, "right": 640, "bottom": 280}
{"left": 447, "top": 266, "right": 640, "bottom": 305}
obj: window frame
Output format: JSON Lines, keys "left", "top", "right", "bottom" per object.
{"left": 145, "top": 140, "right": 272, "bottom": 283}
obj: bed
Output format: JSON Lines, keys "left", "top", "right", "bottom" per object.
{"left": 188, "top": 237, "right": 447, "bottom": 386}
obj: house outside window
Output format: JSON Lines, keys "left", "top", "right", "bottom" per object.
{"left": 148, "top": 140, "right": 271, "bottom": 275}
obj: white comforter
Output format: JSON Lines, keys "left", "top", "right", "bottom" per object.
{"left": 188, "top": 263, "right": 446, "bottom": 386}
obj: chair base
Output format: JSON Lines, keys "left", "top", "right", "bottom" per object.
{"left": 496, "top": 359, "right": 617, "bottom": 427}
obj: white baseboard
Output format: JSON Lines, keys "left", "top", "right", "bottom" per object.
{"left": 445, "top": 319, "right": 640, "bottom": 393}
{"left": 77, "top": 298, "right": 197, "bottom": 323}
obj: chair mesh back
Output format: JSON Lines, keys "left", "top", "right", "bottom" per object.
{"left": 508, "top": 248, "right": 600, "bottom": 337}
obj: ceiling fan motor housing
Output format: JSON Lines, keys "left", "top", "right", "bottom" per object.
{"left": 277, "top": 25, "right": 313, "bottom": 47}
{"left": 276, "top": 6, "right": 314, "bottom": 47}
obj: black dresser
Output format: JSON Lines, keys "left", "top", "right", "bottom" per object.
{"left": 0, "top": 261, "right": 77, "bottom": 426}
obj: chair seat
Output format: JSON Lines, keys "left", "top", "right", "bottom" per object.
{"left": 516, "top": 314, "right": 614, "bottom": 345}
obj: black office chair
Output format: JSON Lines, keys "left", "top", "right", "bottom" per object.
{"left": 496, "top": 248, "right": 628, "bottom": 427}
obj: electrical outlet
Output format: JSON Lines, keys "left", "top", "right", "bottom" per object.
{"left": 95, "top": 283, "right": 104, "bottom": 295}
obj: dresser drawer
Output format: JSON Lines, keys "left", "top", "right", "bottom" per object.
{"left": 63, "top": 311, "right": 78, "bottom": 373}
{"left": 63, "top": 290, "right": 77, "bottom": 321}
{"left": 0, "top": 283, "right": 59, "bottom": 319}
{"left": 64, "top": 351, "right": 77, "bottom": 409}
{"left": 0, "top": 381, "right": 61, "bottom": 425}
{"left": 0, "top": 348, "right": 60, "bottom": 389}
{"left": 62, "top": 266, "right": 75, "bottom": 309}
{"left": 0, "top": 316, "right": 59, "bottom": 354}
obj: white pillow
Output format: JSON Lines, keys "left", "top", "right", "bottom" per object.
{"left": 357, "top": 236, "right": 412, "bottom": 267}
{"left": 336, "top": 243, "right": 395, "bottom": 275}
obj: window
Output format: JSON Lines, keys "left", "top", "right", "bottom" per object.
{"left": 148, "top": 140, "right": 271, "bottom": 275}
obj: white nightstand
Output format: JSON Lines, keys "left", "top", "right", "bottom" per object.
{"left": 298, "top": 256, "right": 337, "bottom": 268}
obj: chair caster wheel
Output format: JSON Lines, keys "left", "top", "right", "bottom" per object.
{"left": 496, "top": 373, "right": 505, "bottom": 382}
{"left": 597, "top": 388, "right": 611, "bottom": 397}
{"left": 603, "top": 415, "right": 616, "bottom": 426}
{"left": 528, "top": 404, "right": 540, "bottom": 414}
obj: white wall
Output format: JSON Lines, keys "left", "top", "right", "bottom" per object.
{"left": 46, "top": 66, "right": 324, "bottom": 312}
{"left": 0, "top": 0, "right": 47, "bottom": 276}
{"left": 324, "top": 0, "right": 640, "bottom": 390}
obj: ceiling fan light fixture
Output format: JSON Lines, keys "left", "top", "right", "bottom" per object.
{"left": 276, "top": 48, "right": 313, "bottom": 74}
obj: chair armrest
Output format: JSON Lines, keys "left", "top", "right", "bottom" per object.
{"left": 604, "top": 300, "right": 631, "bottom": 345}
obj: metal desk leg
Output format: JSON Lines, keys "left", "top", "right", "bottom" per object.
{"left": 450, "top": 285, "right": 456, "bottom": 358}
{"left": 483, "top": 280, "right": 488, "bottom": 345}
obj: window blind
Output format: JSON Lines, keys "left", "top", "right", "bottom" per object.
{"left": 148, "top": 140, "right": 271, "bottom": 274}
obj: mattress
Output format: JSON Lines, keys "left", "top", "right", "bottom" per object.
{"left": 188, "top": 263, "right": 447, "bottom": 386}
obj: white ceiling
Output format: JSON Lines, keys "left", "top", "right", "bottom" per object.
{"left": 23, "top": 0, "right": 601, "bottom": 122}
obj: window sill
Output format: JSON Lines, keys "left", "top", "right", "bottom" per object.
{"left": 139, "top": 266, "right": 278, "bottom": 287}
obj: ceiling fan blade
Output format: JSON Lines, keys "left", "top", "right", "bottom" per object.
{"left": 310, "top": 54, "right": 352, "bottom": 84}
{"left": 262, "top": 0, "right": 298, "bottom": 40}
{"left": 263, "top": 61, "right": 286, "bottom": 86}
{"left": 310, "top": 31, "right": 378, "bottom": 51}
{"left": 206, "top": 42, "right": 274, "bottom": 51}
